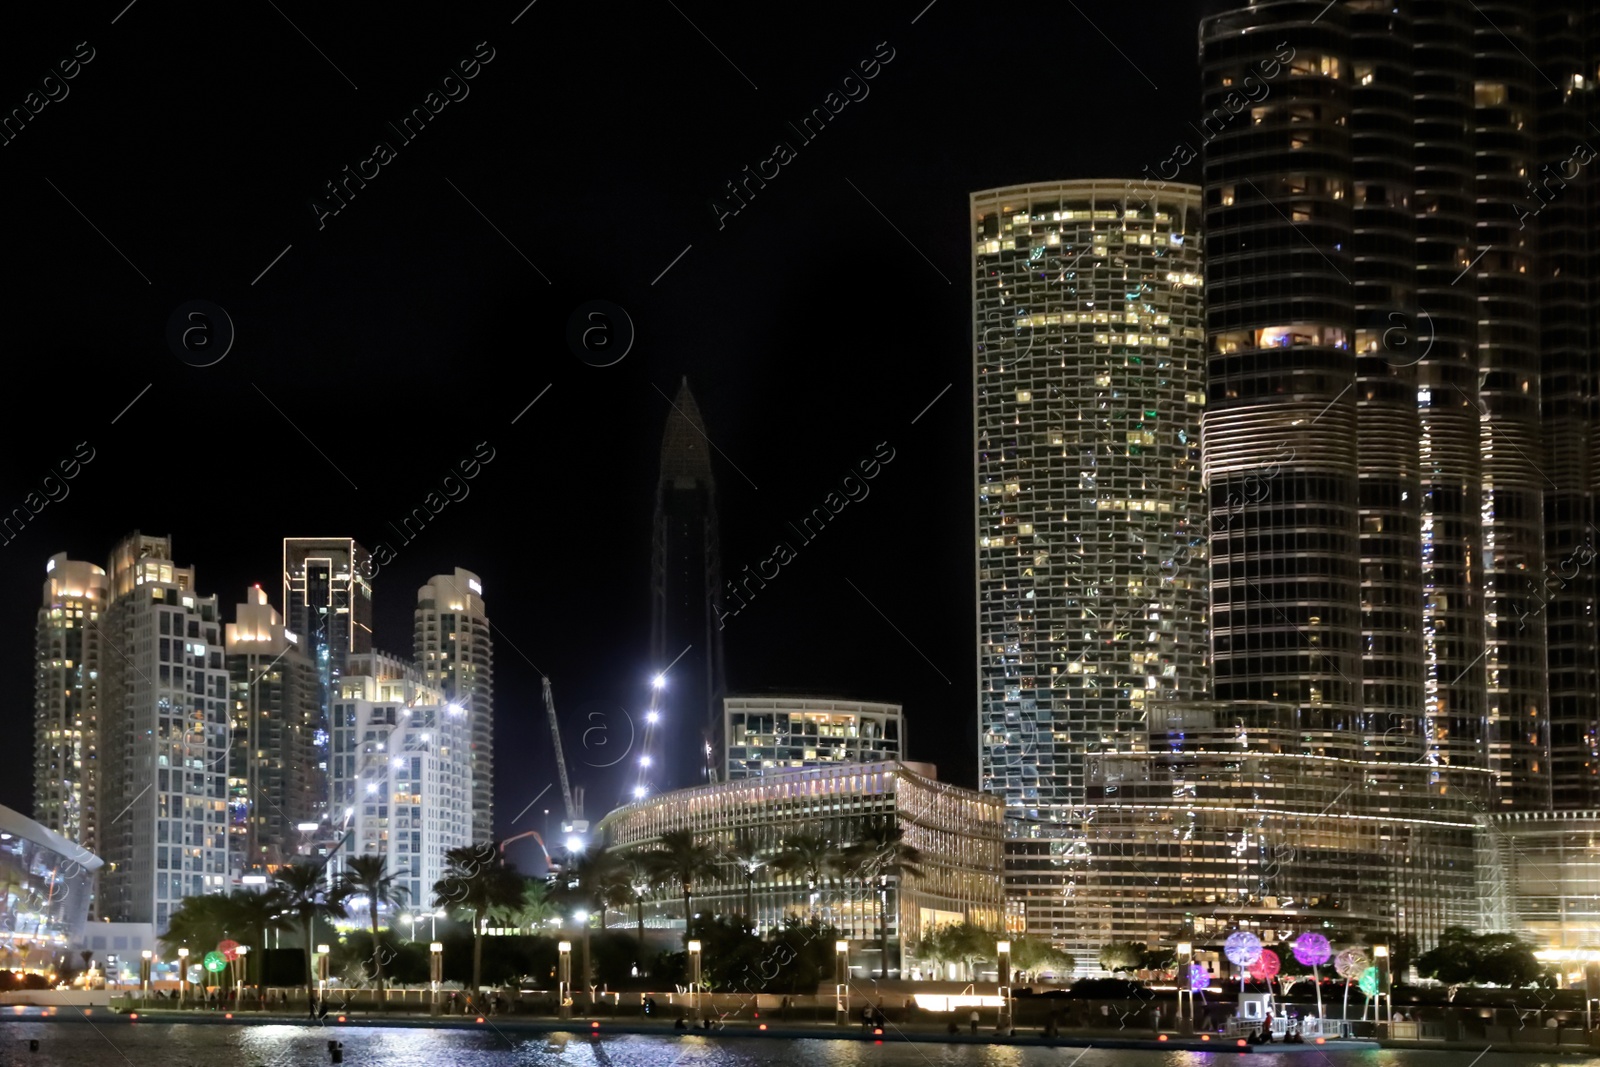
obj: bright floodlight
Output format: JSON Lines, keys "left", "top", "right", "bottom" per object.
{"left": 639, "top": 755, "right": 652, "bottom": 767}
{"left": 566, "top": 835, "right": 584, "bottom": 853}
{"left": 632, "top": 785, "right": 648, "bottom": 798}
{"left": 645, "top": 710, "right": 660, "bottom": 724}
{"left": 652, "top": 675, "right": 665, "bottom": 689}
{"left": 446, "top": 702, "right": 465, "bottom": 716}
{"left": 575, "top": 910, "right": 589, "bottom": 923}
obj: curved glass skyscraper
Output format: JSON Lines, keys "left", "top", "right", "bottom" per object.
{"left": 973, "top": 181, "right": 1209, "bottom": 945}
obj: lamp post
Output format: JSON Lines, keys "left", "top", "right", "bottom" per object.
{"left": 1176, "top": 941, "right": 1194, "bottom": 1034}
{"left": 834, "top": 940, "right": 849, "bottom": 1025}
{"left": 1373, "top": 945, "right": 1391, "bottom": 1036}
{"left": 236, "top": 945, "right": 250, "bottom": 1006}
{"left": 139, "top": 950, "right": 153, "bottom": 1002}
{"left": 430, "top": 942, "right": 443, "bottom": 1016}
{"left": 997, "top": 940, "right": 1012, "bottom": 1031}
{"left": 576, "top": 910, "right": 594, "bottom": 1011}
{"left": 316, "top": 943, "right": 330, "bottom": 1005}
{"left": 558, "top": 941, "right": 572, "bottom": 1019}
{"left": 688, "top": 940, "right": 702, "bottom": 1021}
{"left": 177, "top": 948, "right": 189, "bottom": 1009}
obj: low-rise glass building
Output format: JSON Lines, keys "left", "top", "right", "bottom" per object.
{"left": 1009, "top": 702, "right": 1489, "bottom": 962}
{"left": 0, "top": 804, "right": 102, "bottom": 975}
{"left": 597, "top": 760, "right": 1004, "bottom": 976}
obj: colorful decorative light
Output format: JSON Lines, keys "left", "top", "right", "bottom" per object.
{"left": 1357, "top": 965, "right": 1379, "bottom": 997}
{"left": 1248, "top": 948, "right": 1281, "bottom": 981}
{"left": 202, "top": 951, "right": 227, "bottom": 974}
{"left": 1189, "top": 963, "right": 1210, "bottom": 991}
{"left": 217, "top": 940, "right": 240, "bottom": 962}
{"left": 1334, "top": 947, "right": 1370, "bottom": 979}
{"left": 1223, "top": 931, "right": 1263, "bottom": 967}
{"left": 1293, "top": 932, "right": 1332, "bottom": 968}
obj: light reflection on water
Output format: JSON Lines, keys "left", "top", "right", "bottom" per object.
{"left": 5, "top": 1023, "right": 1598, "bottom": 1067}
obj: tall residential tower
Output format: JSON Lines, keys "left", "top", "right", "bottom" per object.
{"left": 414, "top": 569, "right": 494, "bottom": 843}
{"left": 33, "top": 554, "right": 108, "bottom": 853}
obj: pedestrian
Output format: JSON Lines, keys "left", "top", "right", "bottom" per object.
{"left": 969, "top": 1008, "right": 980, "bottom": 1035}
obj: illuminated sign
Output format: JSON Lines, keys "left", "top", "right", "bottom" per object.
{"left": 468, "top": 579, "right": 482, "bottom": 594}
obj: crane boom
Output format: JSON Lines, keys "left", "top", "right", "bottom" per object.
{"left": 542, "top": 675, "right": 578, "bottom": 823}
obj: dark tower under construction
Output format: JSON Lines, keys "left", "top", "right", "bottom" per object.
{"left": 651, "top": 379, "right": 727, "bottom": 790}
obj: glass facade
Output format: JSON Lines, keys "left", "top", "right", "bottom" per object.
{"left": 653, "top": 379, "right": 727, "bottom": 791}
{"left": 722, "top": 696, "right": 902, "bottom": 780}
{"left": 598, "top": 760, "right": 1004, "bottom": 974}
{"left": 0, "top": 806, "right": 100, "bottom": 972}
{"left": 1027, "top": 702, "right": 1490, "bottom": 959}
{"left": 1479, "top": 811, "right": 1600, "bottom": 951}
{"left": 973, "top": 180, "right": 1210, "bottom": 819}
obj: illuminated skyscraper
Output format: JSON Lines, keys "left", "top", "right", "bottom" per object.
{"left": 226, "top": 586, "right": 321, "bottom": 878}
{"left": 33, "top": 554, "right": 108, "bottom": 854}
{"left": 651, "top": 378, "right": 727, "bottom": 789}
{"left": 283, "top": 537, "right": 373, "bottom": 825}
{"left": 1199, "top": 0, "right": 1600, "bottom": 810}
{"left": 97, "top": 533, "right": 230, "bottom": 928}
{"left": 414, "top": 569, "right": 494, "bottom": 842}
{"left": 972, "top": 180, "right": 1210, "bottom": 944}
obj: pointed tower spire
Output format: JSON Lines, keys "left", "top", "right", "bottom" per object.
{"left": 659, "top": 377, "right": 715, "bottom": 488}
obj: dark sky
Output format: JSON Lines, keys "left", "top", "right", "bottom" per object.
{"left": 0, "top": 1, "right": 1203, "bottom": 845}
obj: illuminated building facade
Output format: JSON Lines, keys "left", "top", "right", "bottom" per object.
{"left": 283, "top": 538, "right": 373, "bottom": 826}
{"left": 1199, "top": 0, "right": 1600, "bottom": 809}
{"left": 722, "top": 696, "right": 902, "bottom": 780}
{"left": 414, "top": 569, "right": 494, "bottom": 843}
{"left": 0, "top": 804, "right": 101, "bottom": 971}
{"left": 97, "top": 533, "right": 230, "bottom": 929}
{"left": 1477, "top": 811, "right": 1600, "bottom": 953}
{"left": 972, "top": 179, "right": 1209, "bottom": 950}
{"left": 598, "top": 760, "right": 1004, "bottom": 976}
{"left": 226, "top": 586, "right": 321, "bottom": 879}
{"left": 330, "top": 653, "right": 472, "bottom": 907}
{"left": 1031, "top": 702, "right": 1490, "bottom": 959}
{"left": 652, "top": 378, "right": 727, "bottom": 789}
{"left": 34, "top": 553, "right": 108, "bottom": 855}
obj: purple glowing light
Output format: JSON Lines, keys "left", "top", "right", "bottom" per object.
{"left": 1189, "top": 963, "right": 1210, "bottom": 991}
{"left": 1293, "top": 932, "right": 1332, "bottom": 968}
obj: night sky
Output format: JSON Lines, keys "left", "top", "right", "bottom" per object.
{"left": 0, "top": 1, "right": 1202, "bottom": 847}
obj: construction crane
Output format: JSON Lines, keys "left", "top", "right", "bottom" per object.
{"left": 541, "top": 676, "right": 587, "bottom": 848}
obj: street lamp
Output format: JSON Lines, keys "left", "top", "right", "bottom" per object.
{"left": 997, "top": 941, "right": 1012, "bottom": 1031}
{"left": 236, "top": 946, "right": 250, "bottom": 1006}
{"left": 1373, "top": 945, "right": 1391, "bottom": 1035}
{"left": 576, "top": 910, "right": 594, "bottom": 1010}
{"left": 429, "top": 942, "right": 443, "bottom": 1016}
{"left": 139, "top": 950, "right": 153, "bottom": 1002}
{"left": 557, "top": 941, "right": 572, "bottom": 1019}
{"left": 1176, "top": 941, "right": 1194, "bottom": 1034}
{"left": 177, "top": 948, "right": 189, "bottom": 1009}
{"left": 688, "top": 940, "right": 702, "bottom": 1019}
{"left": 834, "top": 940, "right": 849, "bottom": 1025}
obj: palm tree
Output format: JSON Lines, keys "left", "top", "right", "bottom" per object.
{"left": 772, "top": 831, "right": 841, "bottom": 916}
{"left": 723, "top": 834, "right": 768, "bottom": 929}
{"left": 160, "top": 893, "right": 236, "bottom": 957}
{"left": 491, "top": 878, "right": 559, "bottom": 933}
{"left": 224, "top": 888, "right": 286, "bottom": 994}
{"left": 339, "top": 855, "right": 408, "bottom": 1008}
{"left": 619, "top": 852, "right": 662, "bottom": 967}
{"left": 273, "top": 863, "right": 349, "bottom": 1003}
{"left": 432, "top": 844, "right": 522, "bottom": 998}
{"left": 648, "top": 830, "right": 720, "bottom": 944}
{"left": 844, "top": 818, "right": 925, "bottom": 978}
